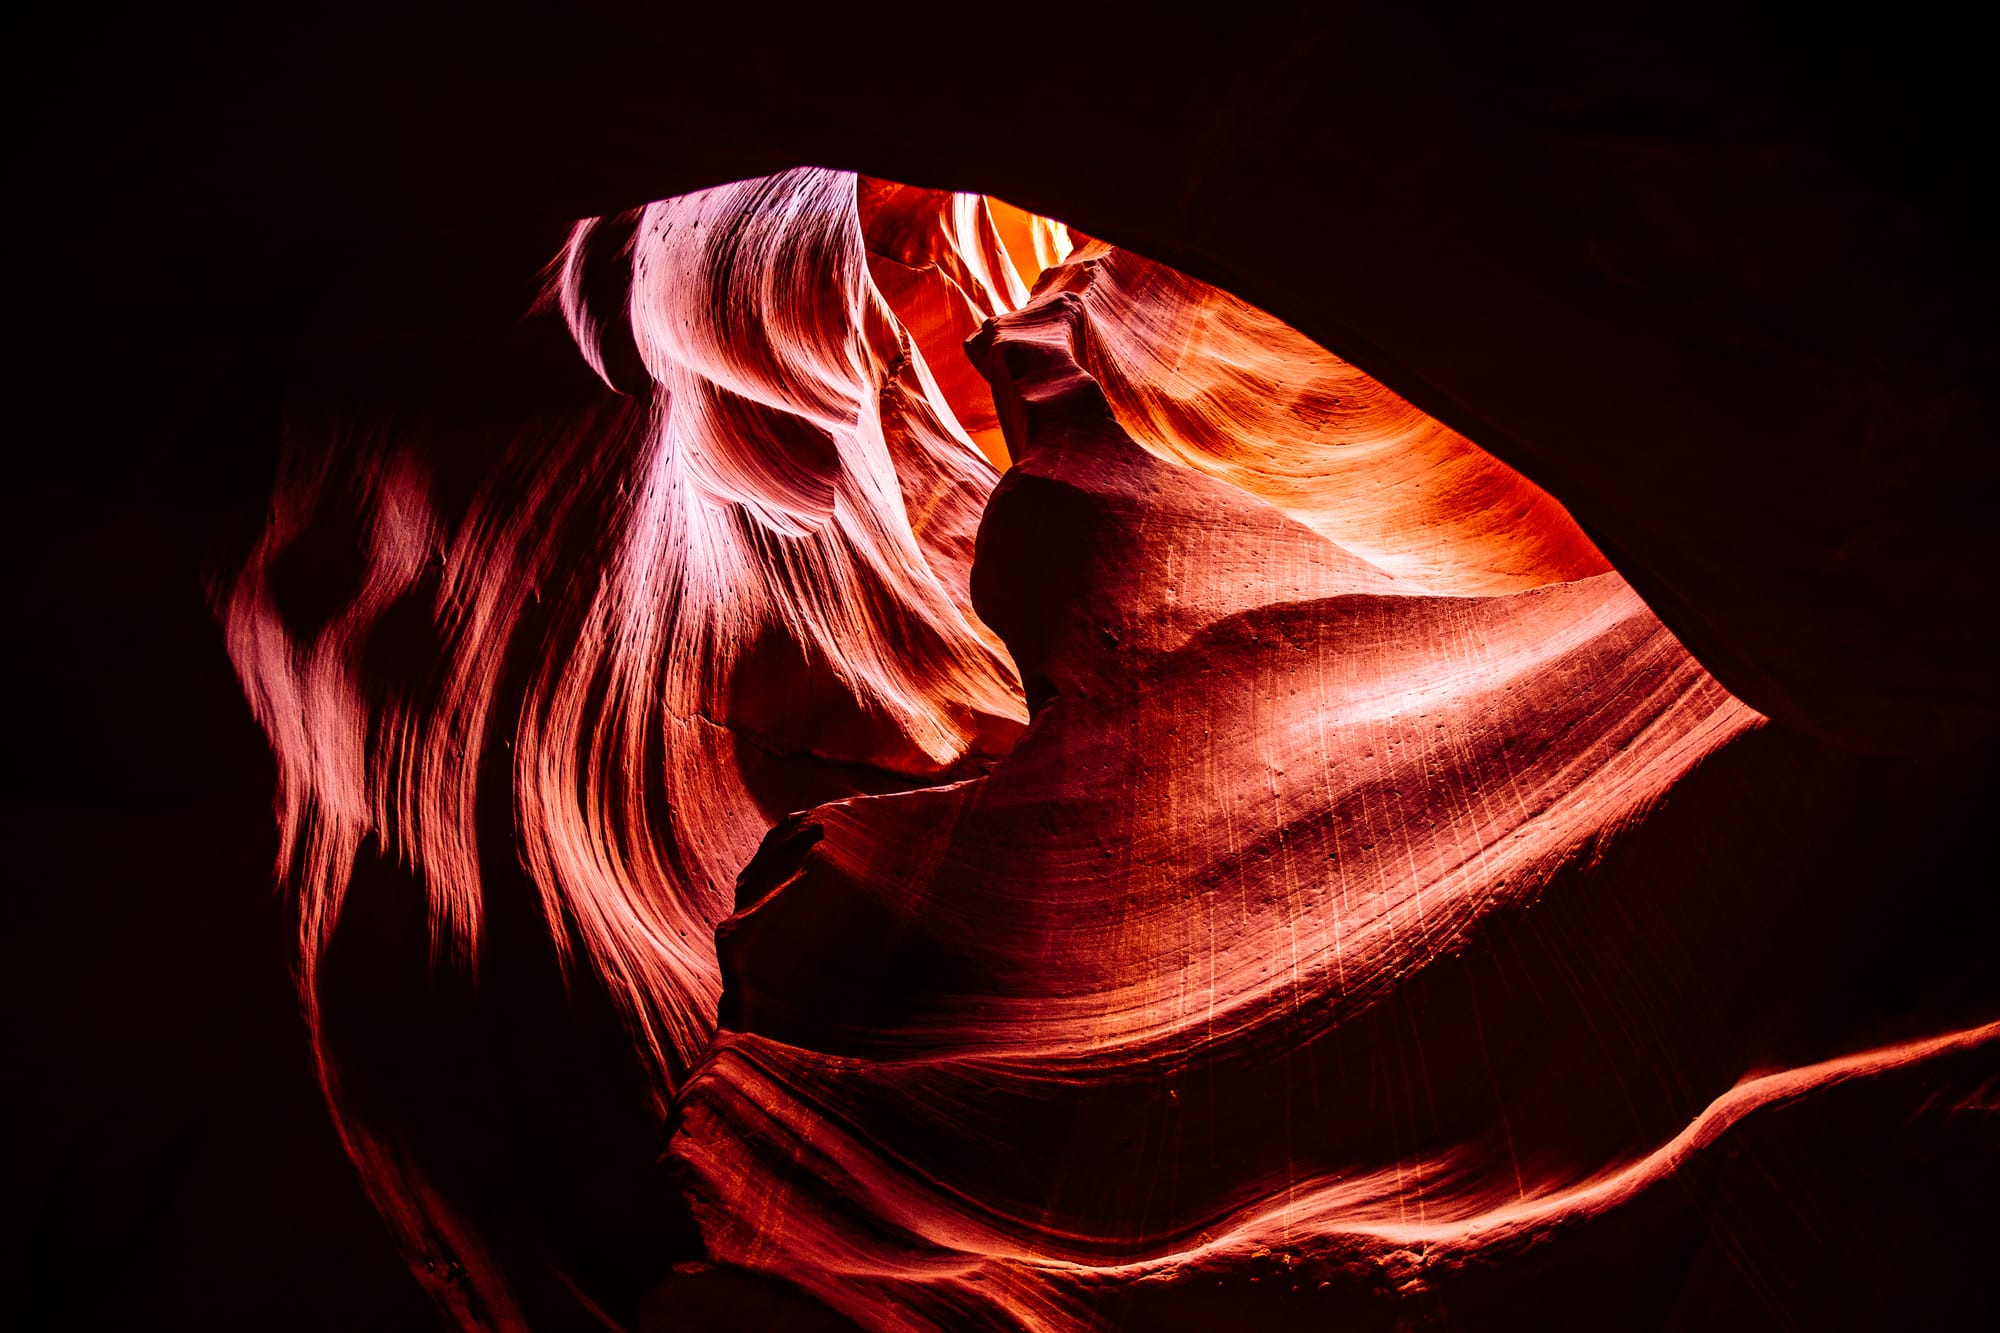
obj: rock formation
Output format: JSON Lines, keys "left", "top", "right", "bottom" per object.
{"left": 207, "top": 171, "right": 1995, "bottom": 1330}
{"left": 13, "top": 13, "right": 1994, "bottom": 1330}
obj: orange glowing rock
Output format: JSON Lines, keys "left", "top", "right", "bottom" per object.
{"left": 856, "top": 177, "right": 1068, "bottom": 470}
{"left": 1051, "top": 244, "right": 1610, "bottom": 595}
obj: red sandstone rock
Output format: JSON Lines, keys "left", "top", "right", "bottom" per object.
{"left": 667, "top": 235, "right": 2000, "bottom": 1330}
{"left": 18, "top": 20, "right": 1998, "bottom": 1330}
{"left": 209, "top": 171, "right": 1995, "bottom": 1331}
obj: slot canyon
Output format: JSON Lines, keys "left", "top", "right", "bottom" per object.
{"left": 8, "top": 7, "right": 1994, "bottom": 1331}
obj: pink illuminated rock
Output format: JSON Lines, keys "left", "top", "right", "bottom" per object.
{"left": 223, "top": 171, "right": 1030, "bottom": 1325}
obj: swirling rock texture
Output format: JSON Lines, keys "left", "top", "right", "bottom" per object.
{"left": 10, "top": 9, "right": 1996, "bottom": 1333}
{"left": 219, "top": 171, "right": 1041, "bottom": 1329}
{"left": 200, "top": 169, "right": 1996, "bottom": 1330}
